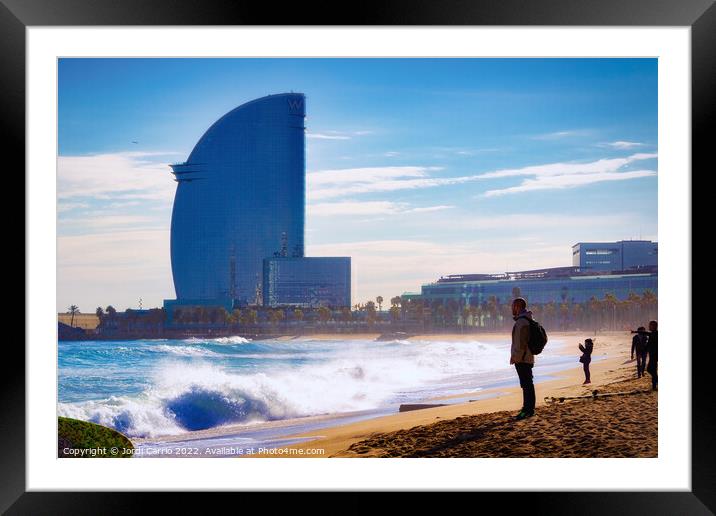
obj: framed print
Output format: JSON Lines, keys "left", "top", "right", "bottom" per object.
{"left": 6, "top": 0, "right": 713, "bottom": 512}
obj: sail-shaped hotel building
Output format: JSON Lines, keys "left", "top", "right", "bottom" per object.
{"left": 164, "top": 94, "right": 350, "bottom": 318}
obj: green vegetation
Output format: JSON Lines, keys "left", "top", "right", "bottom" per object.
{"left": 58, "top": 417, "right": 134, "bottom": 458}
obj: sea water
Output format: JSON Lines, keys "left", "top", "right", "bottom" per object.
{"left": 58, "top": 336, "right": 576, "bottom": 443}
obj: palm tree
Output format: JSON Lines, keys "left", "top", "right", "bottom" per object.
{"left": 461, "top": 306, "right": 471, "bottom": 332}
{"left": 603, "top": 293, "right": 619, "bottom": 330}
{"left": 641, "top": 289, "right": 657, "bottom": 320}
{"left": 559, "top": 303, "right": 569, "bottom": 330}
{"left": 544, "top": 301, "right": 556, "bottom": 329}
{"left": 389, "top": 305, "right": 400, "bottom": 323}
{"left": 487, "top": 296, "right": 498, "bottom": 330}
{"left": 571, "top": 303, "right": 584, "bottom": 330}
{"left": 469, "top": 305, "right": 481, "bottom": 328}
{"left": 390, "top": 296, "right": 402, "bottom": 308}
{"left": 317, "top": 306, "right": 332, "bottom": 324}
{"left": 340, "top": 307, "right": 353, "bottom": 323}
{"left": 68, "top": 305, "right": 79, "bottom": 327}
{"left": 240, "top": 309, "right": 254, "bottom": 326}
{"left": 587, "top": 296, "right": 601, "bottom": 332}
{"left": 435, "top": 305, "right": 447, "bottom": 328}
{"left": 293, "top": 308, "right": 304, "bottom": 323}
{"left": 376, "top": 296, "right": 384, "bottom": 312}
{"left": 446, "top": 299, "right": 460, "bottom": 328}
{"left": 95, "top": 306, "right": 104, "bottom": 320}
{"left": 268, "top": 309, "right": 284, "bottom": 327}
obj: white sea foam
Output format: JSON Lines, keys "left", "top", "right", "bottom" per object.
{"left": 152, "top": 345, "right": 220, "bottom": 357}
{"left": 182, "top": 336, "right": 251, "bottom": 345}
{"left": 59, "top": 338, "right": 563, "bottom": 438}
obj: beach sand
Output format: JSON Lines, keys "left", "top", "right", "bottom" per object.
{"left": 248, "top": 330, "right": 656, "bottom": 458}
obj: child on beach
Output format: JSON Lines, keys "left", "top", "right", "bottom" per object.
{"left": 578, "top": 338, "right": 594, "bottom": 384}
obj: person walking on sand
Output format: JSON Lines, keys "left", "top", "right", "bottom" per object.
{"left": 632, "top": 320, "right": 658, "bottom": 390}
{"left": 631, "top": 326, "right": 648, "bottom": 378}
{"left": 510, "top": 297, "right": 535, "bottom": 420}
{"left": 578, "top": 338, "right": 594, "bottom": 384}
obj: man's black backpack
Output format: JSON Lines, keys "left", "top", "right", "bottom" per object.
{"left": 519, "top": 316, "right": 548, "bottom": 355}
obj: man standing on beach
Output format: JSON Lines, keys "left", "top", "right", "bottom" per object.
{"left": 510, "top": 297, "right": 535, "bottom": 420}
{"left": 645, "top": 320, "right": 658, "bottom": 391}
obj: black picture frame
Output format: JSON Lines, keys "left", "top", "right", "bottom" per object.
{"left": 6, "top": 0, "right": 711, "bottom": 512}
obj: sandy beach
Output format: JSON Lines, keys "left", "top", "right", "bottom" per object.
{"left": 248, "top": 330, "right": 657, "bottom": 458}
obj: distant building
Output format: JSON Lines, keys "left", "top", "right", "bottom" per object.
{"left": 406, "top": 240, "right": 658, "bottom": 307}
{"left": 163, "top": 93, "right": 351, "bottom": 319}
{"left": 572, "top": 240, "right": 657, "bottom": 271}
{"left": 416, "top": 267, "right": 657, "bottom": 306}
{"left": 263, "top": 257, "right": 351, "bottom": 308}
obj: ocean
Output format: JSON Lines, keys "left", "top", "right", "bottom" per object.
{"left": 58, "top": 336, "right": 576, "bottom": 452}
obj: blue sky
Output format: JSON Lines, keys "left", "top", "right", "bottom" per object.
{"left": 57, "top": 58, "right": 657, "bottom": 312}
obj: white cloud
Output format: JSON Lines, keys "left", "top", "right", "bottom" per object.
{"left": 422, "top": 212, "right": 638, "bottom": 232}
{"left": 600, "top": 141, "right": 646, "bottom": 149}
{"left": 307, "top": 133, "right": 351, "bottom": 140}
{"left": 57, "top": 151, "right": 175, "bottom": 202}
{"left": 306, "top": 166, "right": 476, "bottom": 201}
{"left": 408, "top": 205, "right": 453, "bottom": 213}
{"left": 484, "top": 170, "right": 656, "bottom": 197}
{"left": 480, "top": 152, "right": 657, "bottom": 197}
{"left": 309, "top": 166, "right": 437, "bottom": 186}
{"left": 57, "top": 202, "right": 89, "bottom": 213}
{"left": 530, "top": 129, "right": 592, "bottom": 140}
{"left": 60, "top": 215, "right": 161, "bottom": 230}
{"left": 478, "top": 153, "right": 657, "bottom": 180}
{"left": 308, "top": 201, "right": 453, "bottom": 217}
{"left": 307, "top": 152, "right": 658, "bottom": 201}
{"left": 306, "top": 129, "right": 374, "bottom": 140}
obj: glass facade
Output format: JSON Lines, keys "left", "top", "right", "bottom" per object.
{"left": 572, "top": 240, "right": 658, "bottom": 271}
{"left": 419, "top": 273, "right": 657, "bottom": 306}
{"left": 168, "top": 93, "right": 306, "bottom": 304}
{"left": 263, "top": 257, "right": 351, "bottom": 308}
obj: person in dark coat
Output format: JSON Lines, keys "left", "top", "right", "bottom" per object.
{"left": 631, "top": 326, "right": 649, "bottom": 378}
{"left": 632, "top": 320, "right": 658, "bottom": 390}
{"left": 578, "top": 338, "right": 594, "bottom": 384}
{"left": 510, "top": 297, "right": 536, "bottom": 420}
{"left": 645, "top": 320, "right": 658, "bottom": 390}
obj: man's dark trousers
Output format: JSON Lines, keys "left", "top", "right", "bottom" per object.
{"left": 515, "top": 362, "right": 535, "bottom": 413}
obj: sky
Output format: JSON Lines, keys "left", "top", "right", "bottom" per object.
{"left": 57, "top": 58, "right": 658, "bottom": 312}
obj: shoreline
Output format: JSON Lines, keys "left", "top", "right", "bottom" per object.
{"left": 130, "top": 331, "right": 631, "bottom": 456}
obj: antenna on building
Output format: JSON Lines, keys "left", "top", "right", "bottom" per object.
{"left": 254, "top": 273, "right": 263, "bottom": 306}
{"left": 280, "top": 231, "right": 288, "bottom": 257}
{"left": 139, "top": 297, "right": 143, "bottom": 310}
{"left": 229, "top": 245, "right": 237, "bottom": 301}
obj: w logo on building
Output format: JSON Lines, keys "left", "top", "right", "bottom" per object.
{"left": 287, "top": 97, "right": 304, "bottom": 114}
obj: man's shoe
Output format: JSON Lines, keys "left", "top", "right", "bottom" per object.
{"left": 514, "top": 410, "right": 534, "bottom": 421}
